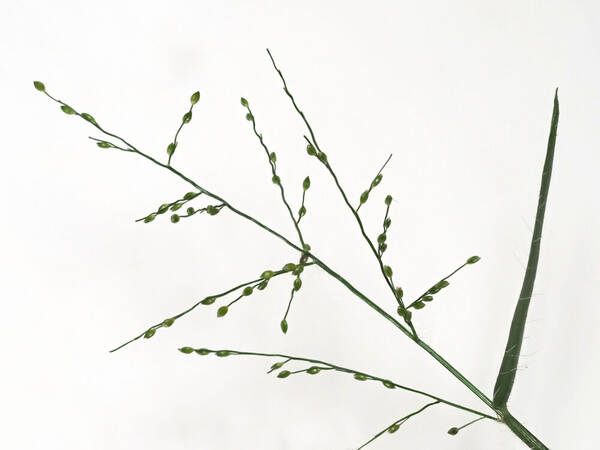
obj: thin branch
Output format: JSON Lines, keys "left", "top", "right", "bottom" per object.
{"left": 356, "top": 401, "right": 440, "bottom": 450}
{"left": 180, "top": 347, "right": 498, "bottom": 421}
{"left": 109, "top": 263, "right": 313, "bottom": 352}
{"left": 356, "top": 154, "right": 392, "bottom": 212}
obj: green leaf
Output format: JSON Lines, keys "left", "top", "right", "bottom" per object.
{"left": 33, "top": 81, "right": 46, "bottom": 92}
{"left": 190, "top": 91, "right": 200, "bottom": 105}
{"left": 280, "top": 319, "right": 288, "bottom": 334}
{"left": 492, "top": 89, "right": 560, "bottom": 409}
{"left": 217, "top": 306, "right": 229, "bottom": 317}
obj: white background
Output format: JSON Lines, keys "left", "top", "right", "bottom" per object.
{"left": 2, "top": 1, "right": 599, "bottom": 449}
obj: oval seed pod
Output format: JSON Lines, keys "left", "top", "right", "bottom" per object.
{"left": 167, "top": 142, "right": 176, "bottom": 156}
{"left": 269, "top": 152, "right": 277, "bottom": 162}
{"left": 359, "top": 191, "right": 369, "bottom": 204}
{"left": 466, "top": 255, "right": 481, "bottom": 264}
{"left": 377, "top": 233, "right": 387, "bottom": 244}
{"left": 183, "top": 191, "right": 196, "bottom": 200}
{"left": 292, "top": 265, "right": 304, "bottom": 275}
{"left": 382, "top": 380, "right": 396, "bottom": 389}
{"left": 143, "top": 328, "right": 156, "bottom": 339}
{"left": 215, "top": 350, "right": 231, "bottom": 357}
{"left": 270, "top": 361, "right": 284, "bottom": 370}
{"left": 307, "top": 367, "right": 320, "bottom": 375}
{"left": 33, "top": 81, "right": 46, "bottom": 92}
{"left": 298, "top": 206, "right": 306, "bottom": 217}
{"left": 195, "top": 348, "right": 211, "bottom": 355}
{"left": 96, "top": 141, "right": 111, "bottom": 148}
{"left": 385, "top": 195, "right": 393, "bottom": 206}
{"left": 317, "top": 152, "right": 327, "bottom": 163}
{"left": 384, "top": 218, "right": 392, "bottom": 229}
{"left": 240, "top": 97, "right": 248, "bottom": 107}
{"left": 436, "top": 280, "right": 450, "bottom": 289}
{"left": 171, "top": 203, "right": 182, "bottom": 211}
{"left": 179, "top": 347, "right": 194, "bottom": 354}
{"left": 81, "top": 113, "right": 97, "bottom": 124}
{"left": 447, "top": 427, "right": 459, "bottom": 436}
{"left": 190, "top": 91, "right": 200, "bottom": 105}
{"left": 246, "top": 112, "right": 253, "bottom": 121}
{"left": 383, "top": 265, "right": 393, "bottom": 277}
{"left": 182, "top": 111, "right": 192, "bottom": 123}
{"left": 261, "top": 270, "right": 274, "bottom": 280}
{"left": 282, "top": 263, "right": 296, "bottom": 271}
{"left": 280, "top": 319, "right": 288, "bottom": 334}
{"left": 303, "top": 243, "right": 311, "bottom": 251}
{"left": 242, "top": 286, "right": 253, "bottom": 296}
{"left": 206, "top": 205, "right": 219, "bottom": 215}
{"left": 372, "top": 174, "right": 383, "bottom": 187}
{"left": 353, "top": 373, "right": 368, "bottom": 381}
{"left": 257, "top": 280, "right": 268, "bottom": 290}
{"left": 388, "top": 424, "right": 400, "bottom": 434}
{"left": 379, "top": 243, "right": 387, "bottom": 253}
{"left": 144, "top": 214, "right": 156, "bottom": 223}
{"left": 272, "top": 175, "right": 281, "bottom": 185}
{"left": 306, "top": 144, "right": 316, "bottom": 156}
{"left": 395, "top": 286, "right": 403, "bottom": 299}
{"left": 61, "top": 105, "right": 75, "bottom": 115}
{"left": 422, "top": 295, "right": 433, "bottom": 302}
{"left": 217, "top": 306, "right": 229, "bottom": 317}
{"left": 277, "top": 370, "right": 291, "bottom": 378}
{"left": 186, "top": 207, "right": 195, "bottom": 215}
{"left": 413, "top": 301, "right": 425, "bottom": 310}
{"left": 303, "top": 176, "right": 311, "bottom": 190}
{"left": 158, "top": 204, "right": 169, "bottom": 214}
{"left": 201, "top": 296, "right": 216, "bottom": 305}
{"left": 170, "top": 214, "right": 180, "bottom": 223}
{"left": 162, "top": 318, "right": 175, "bottom": 327}
{"left": 293, "top": 277, "right": 302, "bottom": 291}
